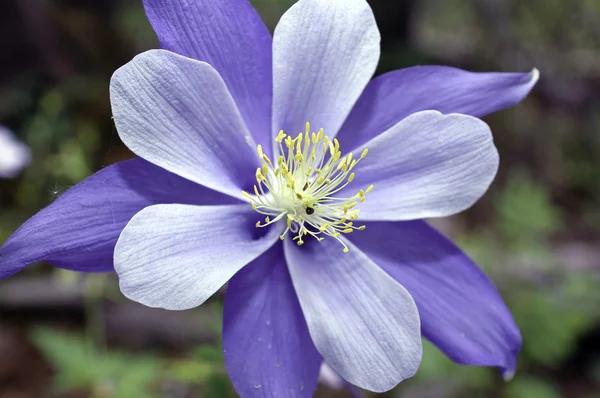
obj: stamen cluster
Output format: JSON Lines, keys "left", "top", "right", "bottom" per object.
{"left": 243, "top": 123, "right": 373, "bottom": 252}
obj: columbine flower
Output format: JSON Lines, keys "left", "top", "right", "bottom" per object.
{"left": 0, "top": 126, "right": 30, "bottom": 179}
{"left": 0, "top": 0, "right": 538, "bottom": 395}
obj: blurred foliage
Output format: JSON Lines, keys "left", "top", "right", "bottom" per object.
{"left": 31, "top": 328, "right": 158, "bottom": 398}
{"left": 0, "top": 0, "right": 599, "bottom": 398}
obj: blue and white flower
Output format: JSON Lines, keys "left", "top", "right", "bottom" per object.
{"left": 0, "top": 0, "right": 539, "bottom": 396}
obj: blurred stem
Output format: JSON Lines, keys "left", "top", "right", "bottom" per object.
{"left": 83, "top": 274, "right": 107, "bottom": 354}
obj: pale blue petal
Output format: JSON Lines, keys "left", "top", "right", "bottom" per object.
{"left": 110, "top": 49, "right": 260, "bottom": 200}
{"left": 272, "top": 0, "right": 380, "bottom": 144}
{"left": 345, "top": 111, "right": 498, "bottom": 221}
{"left": 284, "top": 238, "right": 422, "bottom": 392}
{"left": 114, "top": 204, "right": 281, "bottom": 310}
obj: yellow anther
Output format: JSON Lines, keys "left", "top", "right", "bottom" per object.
{"left": 247, "top": 124, "right": 372, "bottom": 252}
{"left": 276, "top": 130, "right": 286, "bottom": 142}
{"left": 359, "top": 196, "right": 366, "bottom": 203}
{"left": 343, "top": 247, "right": 349, "bottom": 253}
{"left": 361, "top": 148, "right": 369, "bottom": 159}
{"left": 358, "top": 226, "right": 366, "bottom": 231}
{"left": 328, "top": 141, "right": 336, "bottom": 156}
{"left": 365, "top": 184, "right": 374, "bottom": 194}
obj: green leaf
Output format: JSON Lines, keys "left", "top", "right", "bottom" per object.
{"left": 30, "top": 327, "right": 158, "bottom": 396}
{"left": 193, "top": 345, "right": 224, "bottom": 363}
{"left": 496, "top": 171, "right": 561, "bottom": 248}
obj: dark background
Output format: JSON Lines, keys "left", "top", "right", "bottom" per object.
{"left": 0, "top": 0, "right": 599, "bottom": 397}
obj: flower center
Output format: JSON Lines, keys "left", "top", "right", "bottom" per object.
{"left": 242, "top": 122, "right": 373, "bottom": 252}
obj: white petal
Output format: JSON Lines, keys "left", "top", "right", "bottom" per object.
{"left": 272, "top": 0, "right": 380, "bottom": 142}
{"left": 110, "top": 50, "right": 260, "bottom": 200}
{"left": 284, "top": 238, "right": 422, "bottom": 392}
{"left": 346, "top": 110, "right": 499, "bottom": 220}
{"left": 115, "top": 204, "right": 281, "bottom": 310}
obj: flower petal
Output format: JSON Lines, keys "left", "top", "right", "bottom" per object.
{"left": 115, "top": 204, "right": 281, "bottom": 310}
{"left": 110, "top": 49, "right": 260, "bottom": 199}
{"left": 142, "top": 0, "right": 273, "bottom": 153}
{"left": 348, "top": 221, "right": 521, "bottom": 374}
{"left": 0, "top": 158, "right": 234, "bottom": 278}
{"left": 283, "top": 238, "right": 422, "bottom": 392}
{"left": 336, "top": 67, "right": 539, "bottom": 150}
{"left": 272, "top": 0, "right": 380, "bottom": 142}
{"left": 345, "top": 110, "right": 498, "bottom": 221}
{"left": 223, "top": 243, "right": 321, "bottom": 397}
{"left": 0, "top": 126, "right": 31, "bottom": 178}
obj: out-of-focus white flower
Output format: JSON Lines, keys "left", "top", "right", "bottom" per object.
{"left": 319, "top": 362, "right": 366, "bottom": 397}
{"left": 0, "top": 126, "right": 31, "bottom": 178}
{"left": 319, "top": 362, "right": 345, "bottom": 390}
